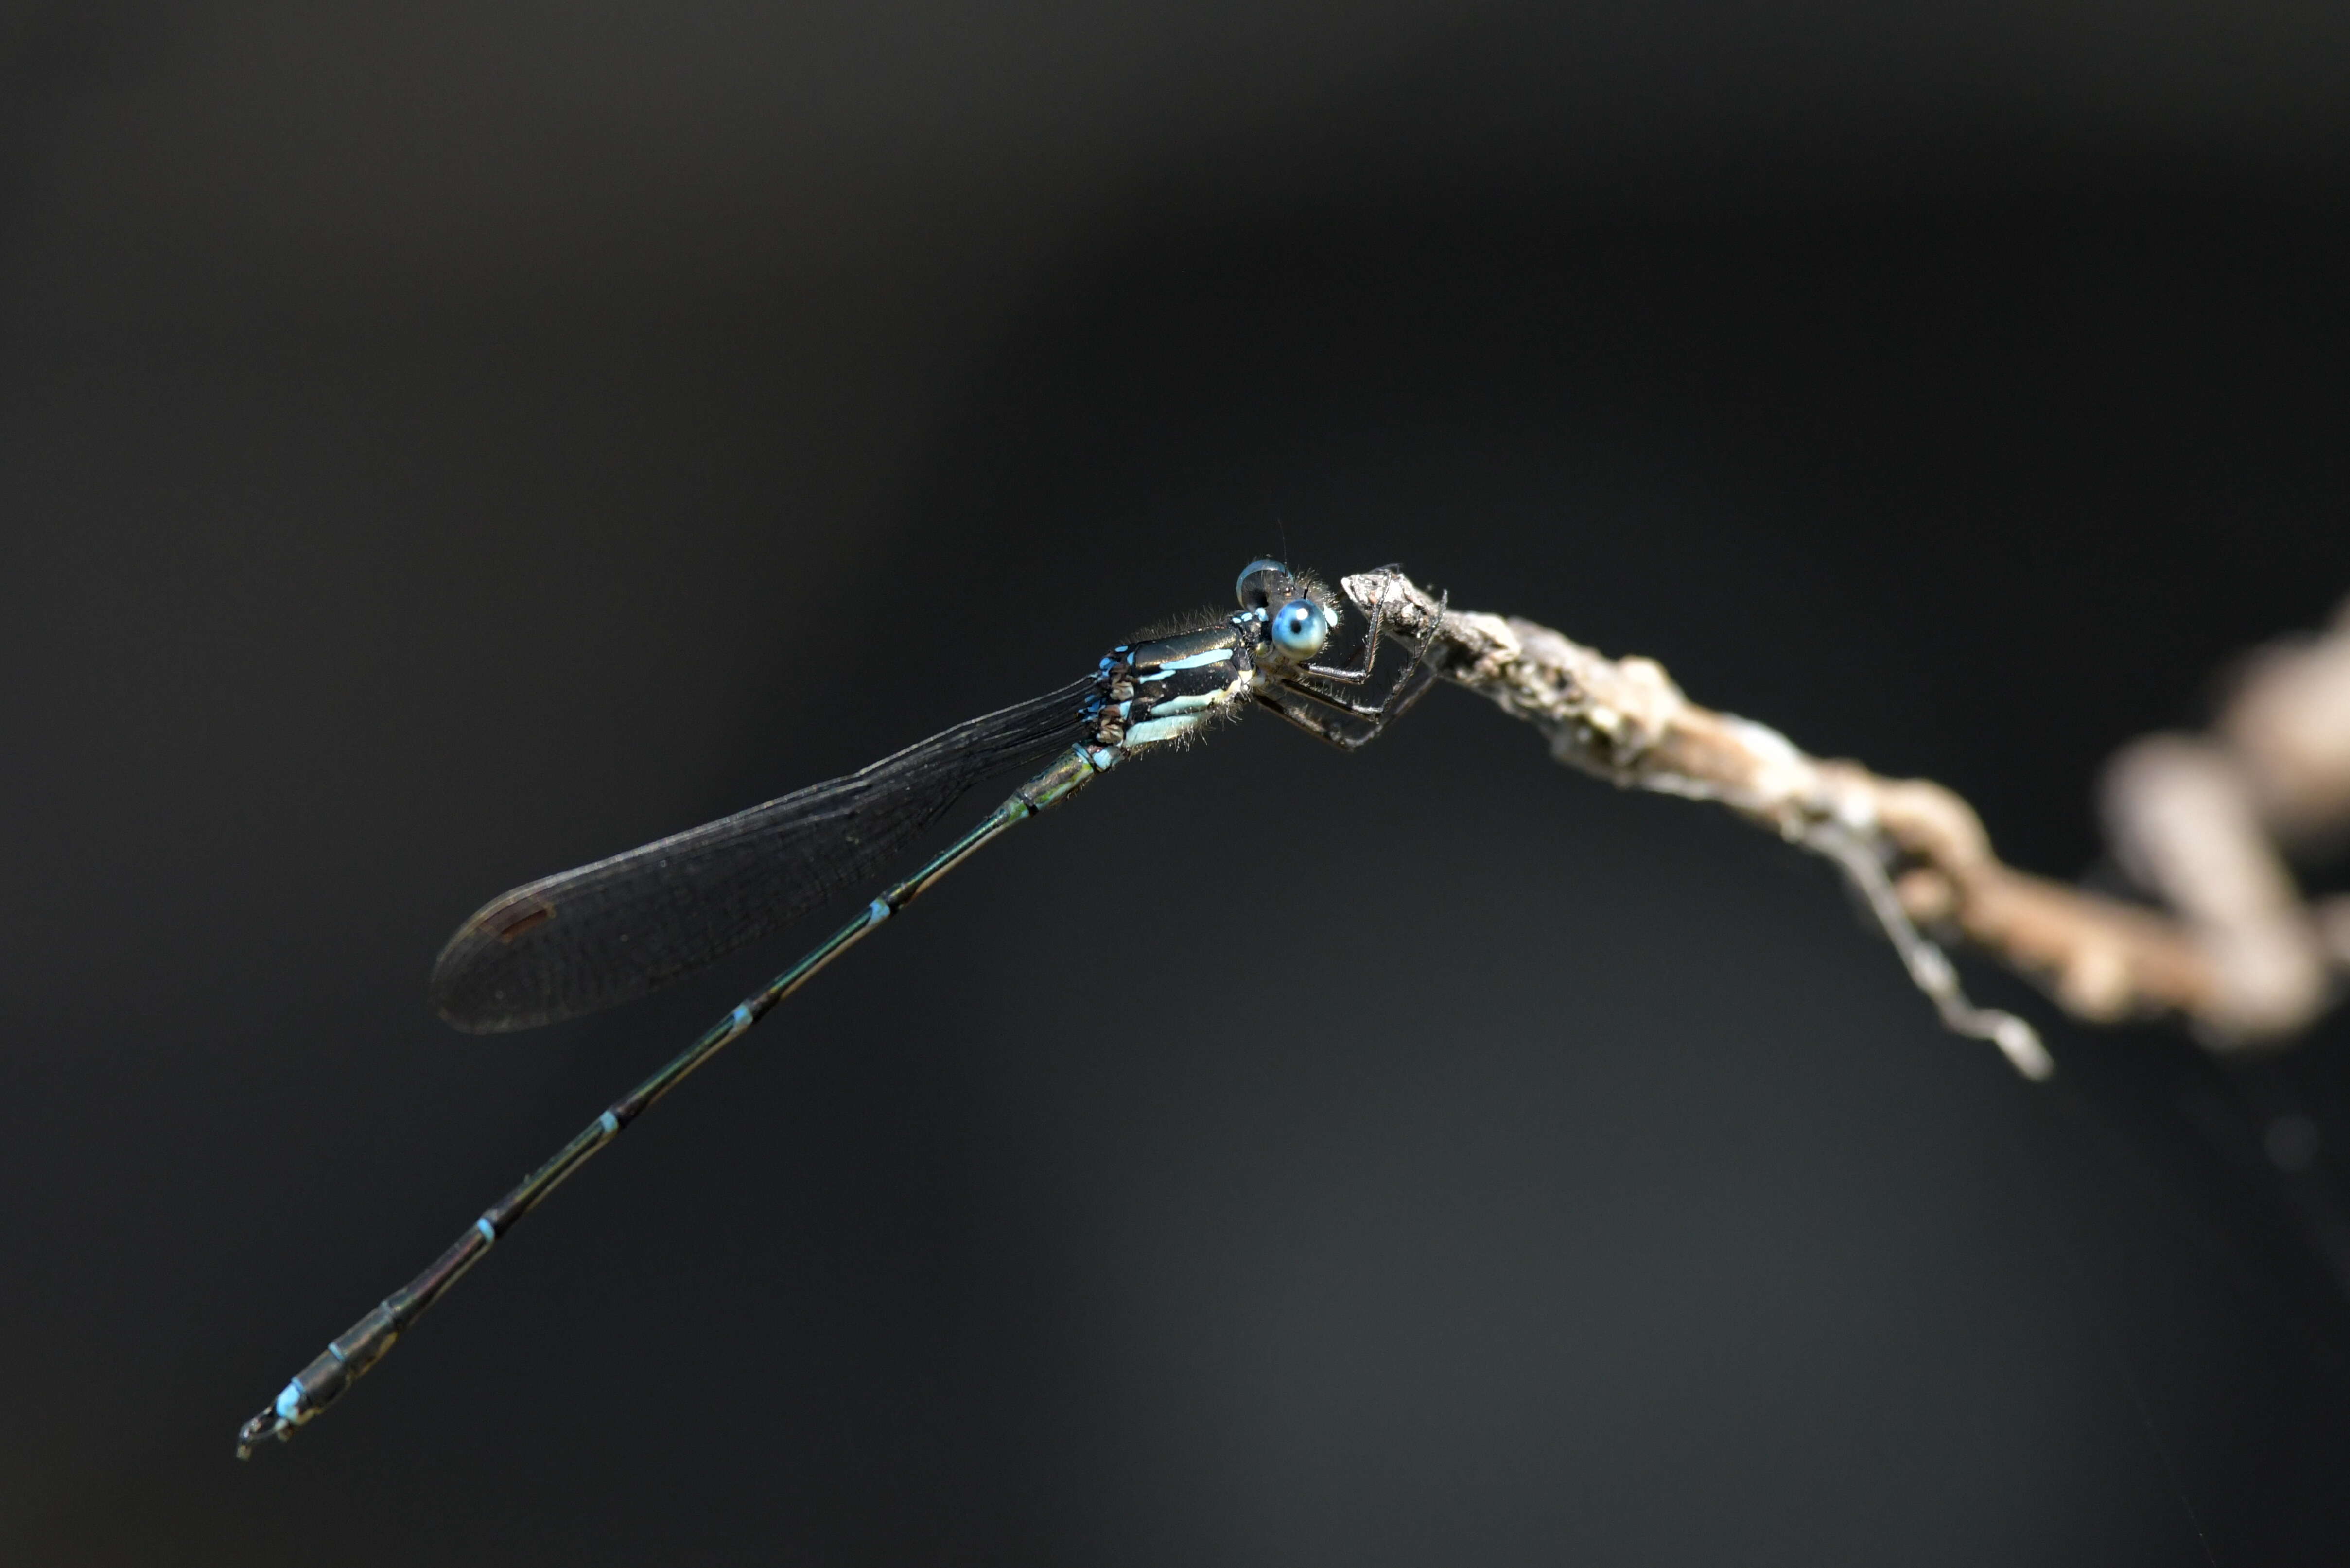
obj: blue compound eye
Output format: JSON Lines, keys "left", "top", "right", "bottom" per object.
{"left": 1271, "top": 598, "right": 1328, "bottom": 659}
{"left": 1236, "top": 559, "right": 1289, "bottom": 610}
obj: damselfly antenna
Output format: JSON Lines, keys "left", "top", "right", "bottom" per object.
{"left": 237, "top": 559, "right": 1444, "bottom": 1457}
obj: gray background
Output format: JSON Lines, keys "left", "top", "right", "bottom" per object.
{"left": 6, "top": 3, "right": 2350, "bottom": 1562}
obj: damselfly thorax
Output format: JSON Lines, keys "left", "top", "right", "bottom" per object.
{"left": 1084, "top": 565, "right": 1340, "bottom": 750}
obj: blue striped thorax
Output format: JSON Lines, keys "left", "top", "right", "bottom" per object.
{"left": 1086, "top": 625, "right": 1255, "bottom": 750}
{"left": 1083, "top": 558, "right": 1340, "bottom": 754}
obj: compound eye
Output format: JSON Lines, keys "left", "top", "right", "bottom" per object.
{"left": 1270, "top": 598, "right": 1329, "bottom": 659}
{"left": 1236, "top": 558, "right": 1289, "bottom": 610}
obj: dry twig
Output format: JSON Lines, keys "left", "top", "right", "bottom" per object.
{"left": 1340, "top": 569, "right": 2350, "bottom": 1079}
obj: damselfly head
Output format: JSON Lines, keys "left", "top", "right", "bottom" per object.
{"left": 1234, "top": 558, "right": 1338, "bottom": 668}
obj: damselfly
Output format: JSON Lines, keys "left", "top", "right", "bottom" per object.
{"left": 237, "top": 559, "right": 1444, "bottom": 1456}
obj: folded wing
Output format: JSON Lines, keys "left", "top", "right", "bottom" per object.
{"left": 430, "top": 678, "right": 1096, "bottom": 1032}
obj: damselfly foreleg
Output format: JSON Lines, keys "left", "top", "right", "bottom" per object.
{"left": 1254, "top": 661, "right": 1438, "bottom": 749}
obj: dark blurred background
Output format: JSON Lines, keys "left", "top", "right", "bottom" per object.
{"left": 6, "top": 2, "right": 2350, "bottom": 1563}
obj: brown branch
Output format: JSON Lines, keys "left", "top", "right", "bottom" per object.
{"left": 1340, "top": 568, "right": 2350, "bottom": 1077}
